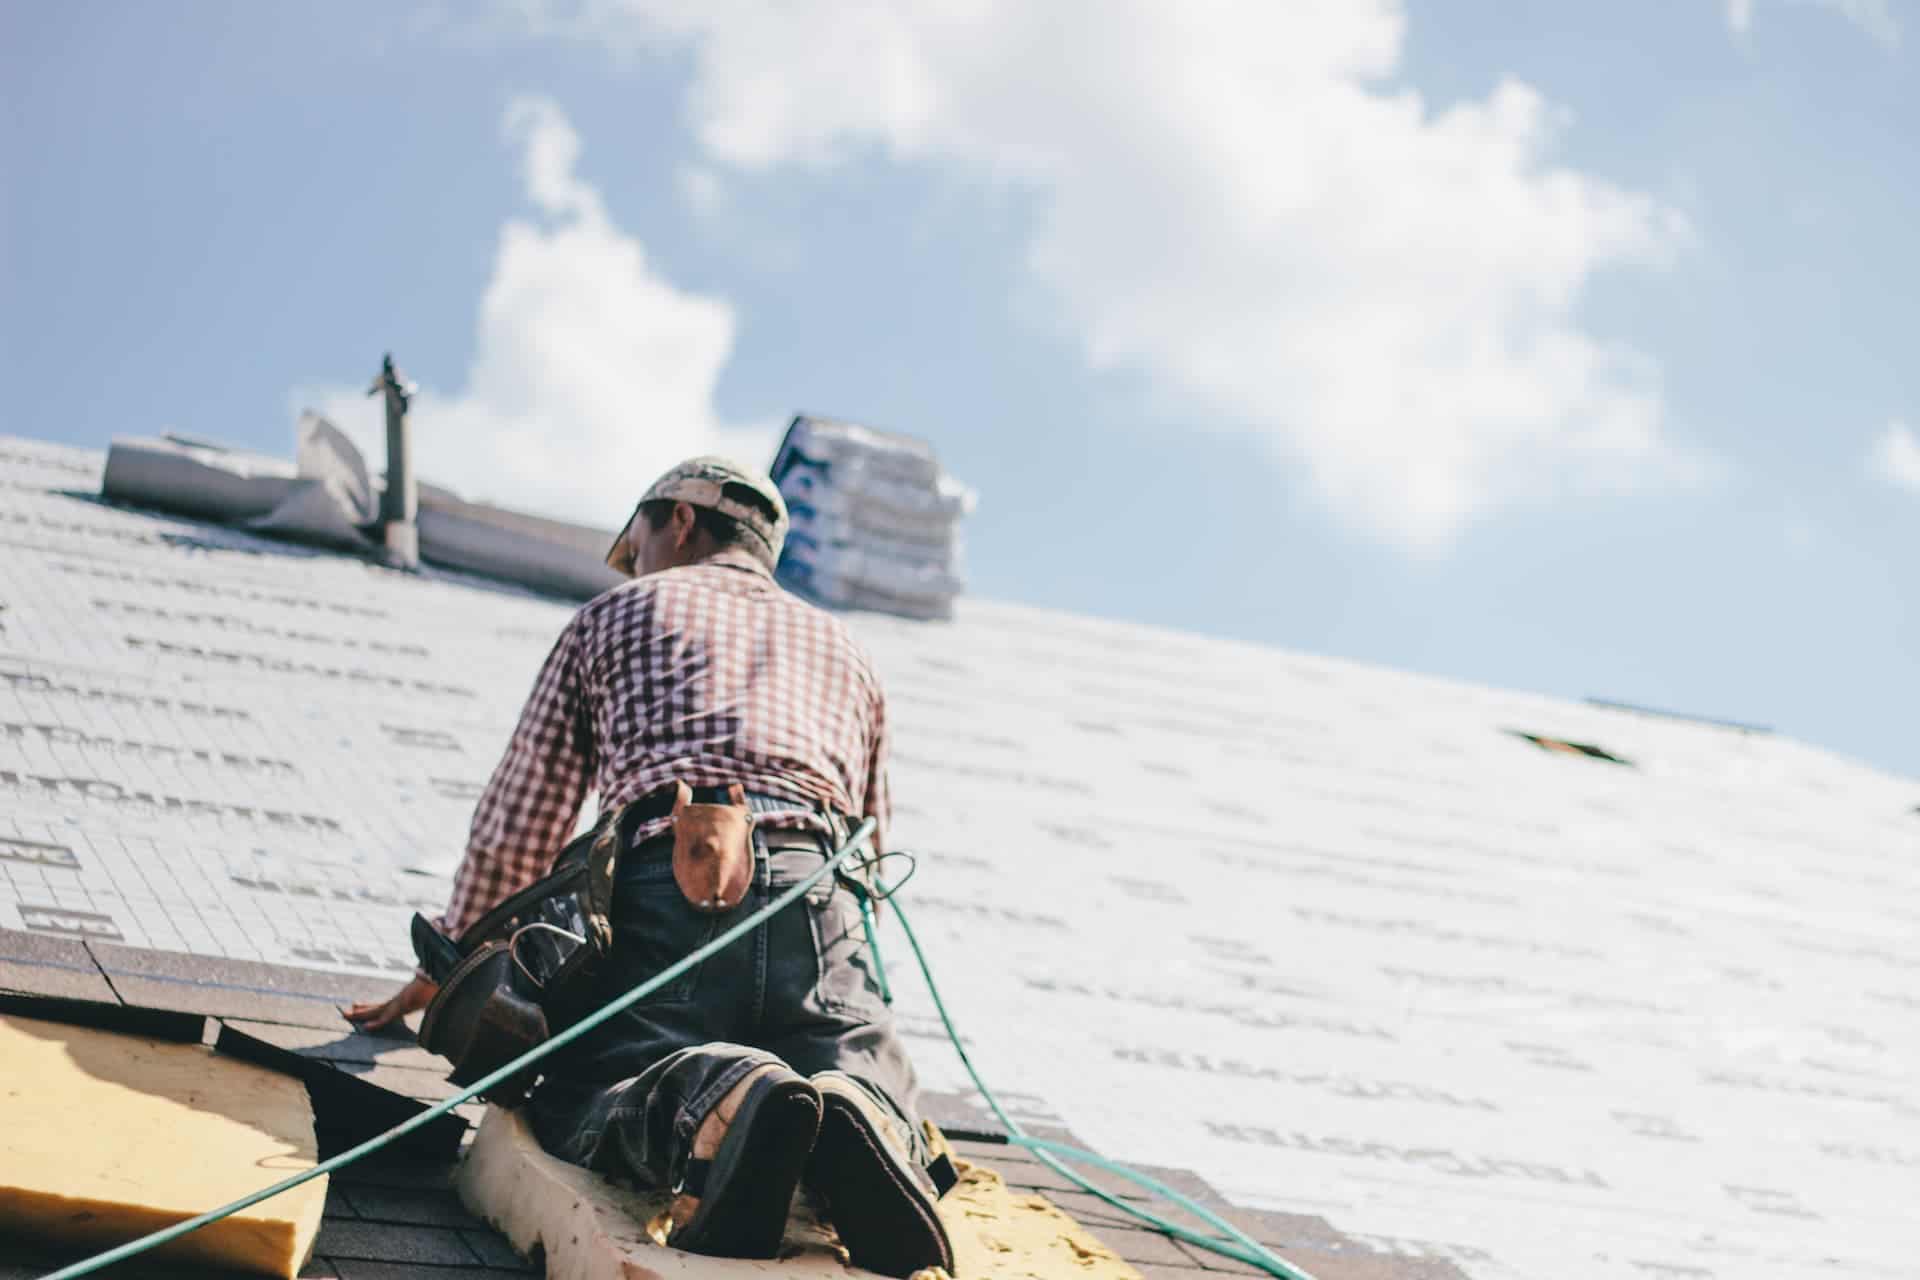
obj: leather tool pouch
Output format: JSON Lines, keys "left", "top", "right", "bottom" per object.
{"left": 671, "top": 781, "right": 755, "bottom": 913}
{"left": 413, "top": 815, "right": 623, "bottom": 1104}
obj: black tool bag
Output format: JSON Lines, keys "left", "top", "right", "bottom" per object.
{"left": 412, "top": 817, "right": 622, "bottom": 1105}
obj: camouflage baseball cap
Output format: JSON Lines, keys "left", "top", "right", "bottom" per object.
{"left": 606, "top": 455, "right": 790, "bottom": 571}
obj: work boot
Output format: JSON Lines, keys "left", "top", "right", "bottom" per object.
{"left": 806, "top": 1071, "right": 955, "bottom": 1278}
{"left": 667, "top": 1063, "right": 822, "bottom": 1259}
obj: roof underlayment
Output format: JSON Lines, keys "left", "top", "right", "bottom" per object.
{"left": 0, "top": 433, "right": 1915, "bottom": 1280}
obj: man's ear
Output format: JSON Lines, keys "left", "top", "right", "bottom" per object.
{"left": 670, "top": 501, "right": 699, "bottom": 550}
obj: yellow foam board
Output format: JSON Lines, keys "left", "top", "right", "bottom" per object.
{"left": 937, "top": 1152, "right": 1142, "bottom": 1280}
{"left": 0, "top": 1014, "right": 327, "bottom": 1278}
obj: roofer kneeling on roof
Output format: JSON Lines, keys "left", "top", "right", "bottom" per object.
{"left": 346, "top": 457, "right": 954, "bottom": 1276}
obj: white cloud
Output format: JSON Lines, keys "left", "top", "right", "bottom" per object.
{"left": 1872, "top": 421, "right": 1920, "bottom": 494}
{"left": 1719, "top": 0, "right": 1902, "bottom": 47}
{"left": 299, "top": 96, "right": 773, "bottom": 528}
{"left": 518, "top": 1, "right": 1697, "bottom": 548}
{"left": 1799, "top": 0, "right": 1902, "bottom": 47}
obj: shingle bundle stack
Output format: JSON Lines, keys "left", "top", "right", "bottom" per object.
{"left": 769, "top": 414, "right": 976, "bottom": 621}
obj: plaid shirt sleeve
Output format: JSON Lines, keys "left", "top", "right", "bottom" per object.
{"left": 440, "top": 618, "right": 597, "bottom": 938}
{"left": 863, "top": 681, "right": 891, "bottom": 856}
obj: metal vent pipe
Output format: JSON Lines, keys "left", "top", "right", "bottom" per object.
{"left": 370, "top": 353, "right": 420, "bottom": 569}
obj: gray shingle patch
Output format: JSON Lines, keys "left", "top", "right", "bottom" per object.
{"left": 84, "top": 938, "right": 396, "bottom": 1029}
{"left": 328, "top": 1263, "right": 523, "bottom": 1280}
{"left": 0, "top": 955, "right": 118, "bottom": 1000}
{"left": 1078, "top": 1222, "right": 1213, "bottom": 1269}
{"left": 456, "top": 1228, "right": 540, "bottom": 1271}
{"left": 314, "top": 1219, "right": 477, "bottom": 1266}
{"left": 1041, "top": 1186, "right": 1211, "bottom": 1234}
{"left": 0, "top": 924, "right": 109, "bottom": 968}
{"left": 334, "top": 1060, "right": 470, "bottom": 1105}
{"left": 222, "top": 1016, "right": 448, "bottom": 1072}
{"left": 89, "top": 939, "right": 396, "bottom": 1003}
{"left": 328, "top": 1156, "right": 463, "bottom": 1193}
{"left": 325, "top": 1181, "right": 360, "bottom": 1221}
{"left": 340, "top": 1185, "right": 475, "bottom": 1230}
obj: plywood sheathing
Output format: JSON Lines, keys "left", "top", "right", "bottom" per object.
{"left": 0, "top": 1013, "right": 327, "bottom": 1279}
{"left": 457, "top": 1103, "right": 1146, "bottom": 1280}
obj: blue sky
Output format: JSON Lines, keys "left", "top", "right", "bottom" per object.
{"left": 5, "top": 1, "right": 1915, "bottom": 780}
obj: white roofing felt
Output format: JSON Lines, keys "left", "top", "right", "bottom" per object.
{"left": 1, "top": 433, "right": 1915, "bottom": 1280}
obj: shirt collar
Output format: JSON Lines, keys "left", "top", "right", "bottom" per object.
{"left": 698, "top": 548, "right": 775, "bottom": 580}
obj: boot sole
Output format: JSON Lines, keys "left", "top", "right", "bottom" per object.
{"left": 811, "top": 1090, "right": 954, "bottom": 1278}
{"left": 672, "top": 1074, "right": 822, "bottom": 1259}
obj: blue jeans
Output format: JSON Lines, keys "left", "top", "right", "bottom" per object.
{"left": 529, "top": 829, "right": 928, "bottom": 1190}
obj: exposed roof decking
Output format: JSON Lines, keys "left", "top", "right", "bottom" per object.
{"left": 3, "top": 435, "right": 1916, "bottom": 1280}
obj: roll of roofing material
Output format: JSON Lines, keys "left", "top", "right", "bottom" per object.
{"left": 100, "top": 417, "right": 628, "bottom": 599}
{"left": 100, "top": 433, "right": 300, "bottom": 523}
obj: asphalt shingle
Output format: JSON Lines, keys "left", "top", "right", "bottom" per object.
{"left": 225, "top": 1015, "right": 450, "bottom": 1073}
{"left": 85, "top": 940, "right": 395, "bottom": 1030}
{"left": 313, "top": 1218, "right": 478, "bottom": 1266}
{"left": 0, "top": 929, "right": 116, "bottom": 1001}
{"left": 340, "top": 1185, "right": 478, "bottom": 1231}
{"left": 328, "top": 1263, "right": 524, "bottom": 1280}
{"left": 458, "top": 1227, "right": 541, "bottom": 1272}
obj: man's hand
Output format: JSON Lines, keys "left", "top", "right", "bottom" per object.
{"left": 343, "top": 974, "right": 439, "bottom": 1032}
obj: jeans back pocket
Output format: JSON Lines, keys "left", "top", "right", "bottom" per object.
{"left": 610, "top": 858, "right": 720, "bottom": 1004}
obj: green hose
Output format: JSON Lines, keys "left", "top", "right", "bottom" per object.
{"left": 39, "top": 820, "right": 874, "bottom": 1280}
{"left": 871, "top": 877, "right": 1320, "bottom": 1280}
{"left": 43, "top": 822, "right": 1317, "bottom": 1280}
{"left": 856, "top": 891, "right": 893, "bottom": 1004}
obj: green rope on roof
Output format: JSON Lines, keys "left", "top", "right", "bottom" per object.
{"left": 44, "top": 818, "right": 1318, "bottom": 1280}
{"left": 870, "top": 868, "right": 1321, "bottom": 1280}
{"left": 40, "top": 821, "right": 871, "bottom": 1280}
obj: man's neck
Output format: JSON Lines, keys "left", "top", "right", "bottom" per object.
{"left": 682, "top": 546, "right": 772, "bottom": 577}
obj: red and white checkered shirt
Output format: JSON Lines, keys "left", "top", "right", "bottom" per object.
{"left": 440, "top": 551, "right": 890, "bottom": 937}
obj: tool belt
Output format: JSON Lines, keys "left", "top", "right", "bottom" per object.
{"left": 412, "top": 782, "right": 849, "bottom": 1104}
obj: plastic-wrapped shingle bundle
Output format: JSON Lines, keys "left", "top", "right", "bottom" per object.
{"left": 769, "top": 414, "right": 976, "bottom": 620}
